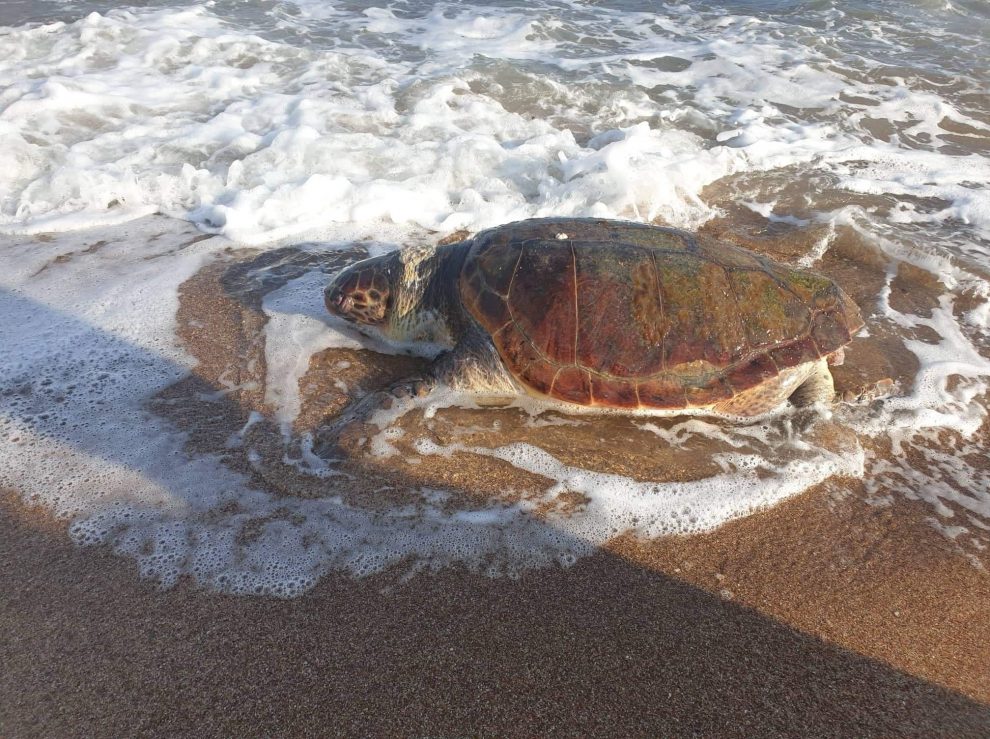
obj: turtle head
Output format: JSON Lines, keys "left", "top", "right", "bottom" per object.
{"left": 325, "top": 254, "right": 399, "bottom": 328}
{"left": 325, "top": 243, "right": 456, "bottom": 350}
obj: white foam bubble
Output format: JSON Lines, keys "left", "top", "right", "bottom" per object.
{"left": 415, "top": 437, "right": 864, "bottom": 541}
{"left": 852, "top": 270, "right": 990, "bottom": 441}
{"left": 261, "top": 270, "right": 363, "bottom": 428}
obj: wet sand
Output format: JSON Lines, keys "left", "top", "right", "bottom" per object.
{"left": 3, "top": 237, "right": 990, "bottom": 736}
{"left": 3, "top": 483, "right": 989, "bottom": 737}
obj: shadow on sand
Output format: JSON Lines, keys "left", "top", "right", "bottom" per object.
{"left": 2, "top": 504, "right": 989, "bottom": 736}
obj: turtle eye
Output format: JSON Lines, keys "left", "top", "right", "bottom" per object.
{"left": 357, "top": 284, "right": 389, "bottom": 323}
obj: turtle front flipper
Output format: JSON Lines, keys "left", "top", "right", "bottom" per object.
{"left": 315, "top": 374, "right": 435, "bottom": 455}
{"left": 431, "top": 326, "right": 518, "bottom": 397}
{"left": 317, "top": 328, "right": 515, "bottom": 452}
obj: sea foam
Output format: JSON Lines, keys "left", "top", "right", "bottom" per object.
{"left": 2, "top": 4, "right": 987, "bottom": 248}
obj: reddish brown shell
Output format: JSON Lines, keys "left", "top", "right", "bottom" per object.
{"left": 459, "top": 218, "right": 864, "bottom": 409}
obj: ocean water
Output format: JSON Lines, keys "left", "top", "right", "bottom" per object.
{"left": 1, "top": 0, "right": 988, "bottom": 595}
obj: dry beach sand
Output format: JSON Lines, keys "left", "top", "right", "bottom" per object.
{"left": 2, "top": 220, "right": 990, "bottom": 737}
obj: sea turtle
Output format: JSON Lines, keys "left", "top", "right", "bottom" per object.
{"left": 323, "top": 218, "right": 863, "bottom": 421}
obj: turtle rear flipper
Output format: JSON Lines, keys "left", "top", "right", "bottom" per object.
{"left": 787, "top": 358, "right": 836, "bottom": 407}
{"left": 839, "top": 377, "right": 896, "bottom": 404}
{"left": 713, "top": 361, "right": 825, "bottom": 417}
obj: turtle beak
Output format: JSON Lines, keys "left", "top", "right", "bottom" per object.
{"left": 325, "top": 284, "right": 349, "bottom": 317}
